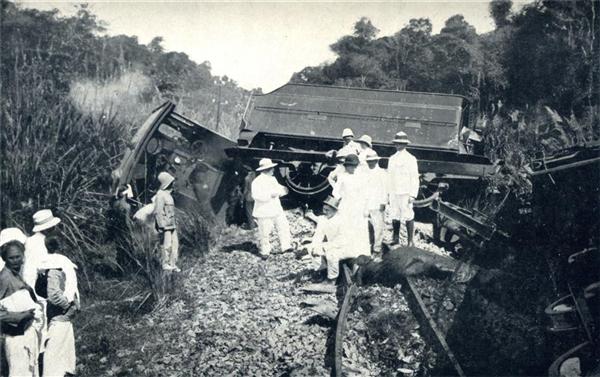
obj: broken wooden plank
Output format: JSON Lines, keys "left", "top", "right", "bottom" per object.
{"left": 301, "top": 283, "right": 337, "bottom": 294}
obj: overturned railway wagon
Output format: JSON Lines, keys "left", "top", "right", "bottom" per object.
{"left": 228, "top": 83, "right": 494, "bottom": 201}
{"left": 112, "top": 83, "right": 495, "bottom": 221}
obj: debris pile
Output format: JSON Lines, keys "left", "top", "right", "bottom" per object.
{"left": 344, "top": 284, "right": 432, "bottom": 376}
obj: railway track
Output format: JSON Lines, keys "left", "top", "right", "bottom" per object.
{"left": 331, "top": 264, "right": 466, "bottom": 377}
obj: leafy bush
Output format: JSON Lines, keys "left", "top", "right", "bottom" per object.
{"left": 1, "top": 73, "right": 128, "bottom": 278}
{"left": 177, "top": 209, "right": 213, "bottom": 256}
{"left": 1, "top": 3, "right": 240, "bottom": 288}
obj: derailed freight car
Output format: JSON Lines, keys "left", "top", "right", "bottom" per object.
{"left": 228, "top": 83, "right": 495, "bottom": 202}
{"left": 112, "top": 84, "right": 497, "bottom": 224}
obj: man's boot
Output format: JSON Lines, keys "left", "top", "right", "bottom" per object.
{"left": 391, "top": 220, "right": 400, "bottom": 245}
{"left": 406, "top": 220, "right": 415, "bottom": 247}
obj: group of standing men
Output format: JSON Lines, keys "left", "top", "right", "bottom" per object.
{"left": 249, "top": 128, "right": 420, "bottom": 286}
{"left": 0, "top": 210, "right": 79, "bottom": 376}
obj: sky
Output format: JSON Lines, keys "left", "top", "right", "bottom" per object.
{"left": 21, "top": 1, "right": 530, "bottom": 92}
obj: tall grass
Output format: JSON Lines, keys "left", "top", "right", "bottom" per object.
{"left": 1, "top": 70, "right": 131, "bottom": 284}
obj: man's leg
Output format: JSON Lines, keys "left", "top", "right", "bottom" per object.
{"left": 275, "top": 212, "right": 292, "bottom": 251}
{"left": 170, "top": 230, "right": 180, "bottom": 269}
{"left": 402, "top": 195, "right": 415, "bottom": 247}
{"left": 406, "top": 220, "right": 415, "bottom": 247}
{"left": 162, "top": 230, "right": 173, "bottom": 269}
{"left": 326, "top": 254, "right": 340, "bottom": 281}
{"left": 389, "top": 194, "right": 401, "bottom": 245}
{"left": 256, "top": 217, "right": 274, "bottom": 256}
{"left": 391, "top": 220, "right": 401, "bottom": 245}
{"left": 370, "top": 209, "right": 385, "bottom": 252}
{"left": 368, "top": 218, "right": 375, "bottom": 251}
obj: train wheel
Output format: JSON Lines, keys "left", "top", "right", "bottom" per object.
{"left": 283, "top": 162, "right": 332, "bottom": 196}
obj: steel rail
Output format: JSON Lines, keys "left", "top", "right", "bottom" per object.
{"left": 403, "top": 277, "right": 466, "bottom": 377}
{"left": 333, "top": 282, "right": 358, "bottom": 377}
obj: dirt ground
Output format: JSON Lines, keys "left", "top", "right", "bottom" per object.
{"left": 74, "top": 210, "right": 457, "bottom": 376}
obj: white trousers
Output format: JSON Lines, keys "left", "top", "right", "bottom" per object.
{"left": 389, "top": 194, "right": 414, "bottom": 221}
{"left": 162, "top": 229, "right": 179, "bottom": 267}
{"left": 43, "top": 321, "right": 76, "bottom": 377}
{"left": 256, "top": 213, "right": 291, "bottom": 255}
{"left": 368, "top": 209, "right": 385, "bottom": 252}
{"left": 4, "top": 325, "right": 39, "bottom": 377}
{"left": 312, "top": 243, "right": 369, "bottom": 280}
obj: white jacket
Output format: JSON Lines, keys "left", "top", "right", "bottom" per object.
{"left": 39, "top": 253, "right": 80, "bottom": 304}
{"left": 251, "top": 173, "right": 287, "bottom": 218}
{"left": 327, "top": 164, "right": 345, "bottom": 192}
{"left": 388, "top": 149, "right": 419, "bottom": 197}
{"left": 23, "top": 232, "right": 48, "bottom": 288}
{"left": 338, "top": 140, "right": 361, "bottom": 156}
{"left": 332, "top": 171, "right": 368, "bottom": 218}
{"left": 310, "top": 214, "right": 368, "bottom": 259}
{"left": 365, "top": 166, "right": 388, "bottom": 210}
{"left": 358, "top": 147, "right": 375, "bottom": 164}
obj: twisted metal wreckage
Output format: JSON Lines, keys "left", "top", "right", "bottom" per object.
{"left": 111, "top": 84, "right": 600, "bottom": 376}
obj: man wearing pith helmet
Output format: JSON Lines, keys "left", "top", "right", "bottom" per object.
{"left": 337, "top": 128, "right": 361, "bottom": 156}
{"left": 154, "top": 171, "right": 179, "bottom": 271}
{"left": 355, "top": 134, "right": 375, "bottom": 165}
{"left": 24, "top": 209, "right": 61, "bottom": 288}
{"left": 387, "top": 131, "right": 420, "bottom": 247}
{"left": 309, "top": 195, "right": 364, "bottom": 286}
{"left": 331, "top": 153, "right": 371, "bottom": 256}
{"left": 364, "top": 150, "right": 388, "bottom": 253}
{"left": 251, "top": 158, "right": 292, "bottom": 260}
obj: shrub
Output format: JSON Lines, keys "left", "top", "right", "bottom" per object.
{"left": 1, "top": 72, "right": 130, "bottom": 280}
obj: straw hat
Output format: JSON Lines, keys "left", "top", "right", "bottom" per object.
{"left": 335, "top": 149, "right": 349, "bottom": 162}
{"left": 342, "top": 128, "right": 354, "bottom": 138}
{"left": 0, "top": 228, "right": 27, "bottom": 247}
{"left": 256, "top": 158, "right": 278, "bottom": 172}
{"left": 158, "top": 172, "right": 175, "bottom": 190}
{"left": 365, "top": 150, "right": 380, "bottom": 161}
{"left": 322, "top": 196, "right": 339, "bottom": 210}
{"left": 356, "top": 135, "right": 372, "bottom": 148}
{"left": 392, "top": 131, "right": 410, "bottom": 144}
{"left": 32, "top": 209, "right": 61, "bottom": 233}
{"left": 343, "top": 154, "right": 360, "bottom": 166}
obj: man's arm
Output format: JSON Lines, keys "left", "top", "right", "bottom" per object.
{"left": 378, "top": 171, "right": 388, "bottom": 208}
{"left": 47, "top": 269, "right": 71, "bottom": 310}
{"left": 153, "top": 194, "right": 167, "bottom": 229}
{"left": 409, "top": 157, "right": 420, "bottom": 199}
{"left": 331, "top": 173, "right": 345, "bottom": 199}
{"left": 0, "top": 308, "right": 35, "bottom": 325}
{"left": 327, "top": 165, "right": 341, "bottom": 188}
{"left": 386, "top": 160, "right": 395, "bottom": 203}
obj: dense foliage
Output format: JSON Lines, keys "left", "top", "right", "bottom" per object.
{"left": 291, "top": 0, "right": 599, "bottom": 198}
{"left": 291, "top": 1, "right": 599, "bottom": 123}
{"left": 0, "top": 2, "right": 248, "bottom": 276}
